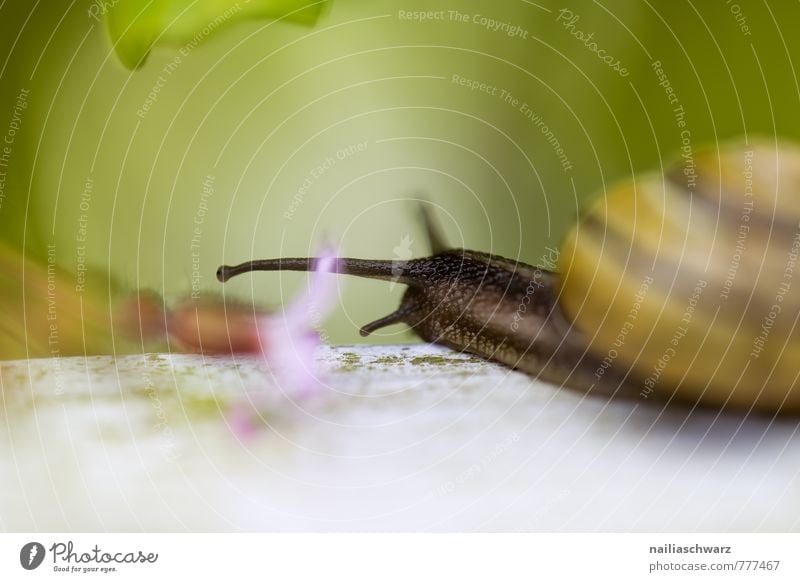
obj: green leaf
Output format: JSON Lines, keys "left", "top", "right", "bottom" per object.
{"left": 104, "top": 0, "right": 328, "bottom": 69}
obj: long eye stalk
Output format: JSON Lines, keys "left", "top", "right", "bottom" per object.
{"left": 216, "top": 257, "right": 413, "bottom": 285}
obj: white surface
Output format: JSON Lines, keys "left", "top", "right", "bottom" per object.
{"left": 1, "top": 344, "right": 798, "bottom": 532}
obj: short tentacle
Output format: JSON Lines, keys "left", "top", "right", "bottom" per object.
{"left": 417, "top": 202, "right": 451, "bottom": 254}
{"left": 359, "top": 306, "right": 412, "bottom": 337}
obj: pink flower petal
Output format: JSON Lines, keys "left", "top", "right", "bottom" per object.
{"left": 228, "top": 400, "right": 261, "bottom": 441}
{"left": 284, "top": 245, "right": 339, "bottom": 326}
{"left": 228, "top": 245, "right": 339, "bottom": 437}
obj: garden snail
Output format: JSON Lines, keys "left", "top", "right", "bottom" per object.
{"left": 218, "top": 140, "right": 800, "bottom": 415}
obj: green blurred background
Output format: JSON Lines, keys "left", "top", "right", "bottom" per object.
{"left": 0, "top": 0, "right": 797, "bottom": 353}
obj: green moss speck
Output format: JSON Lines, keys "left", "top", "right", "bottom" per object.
{"left": 409, "top": 355, "right": 450, "bottom": 366}
{"left": 335, "top": 351, "right": 362, "bottom": 372}
{"left": 183, "top": 395, "right": 223, "bottom": 416}
{"left": 372, "top": 355, "right": 402, "bottom": 365}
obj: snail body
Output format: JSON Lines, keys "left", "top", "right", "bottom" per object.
{"left": 218, "top": 140, "right": 800, "bottom": 414}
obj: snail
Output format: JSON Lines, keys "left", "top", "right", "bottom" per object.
{"left": 217, "top": 140, "right": 800, "bottom": 415}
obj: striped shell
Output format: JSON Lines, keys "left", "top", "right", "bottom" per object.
{"left": 558, "top": 140, "right": 800, "bottom": 413}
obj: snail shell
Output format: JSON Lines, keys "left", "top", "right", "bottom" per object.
{"left": 558, "top": 140, "right": 800, "bottom": 413}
